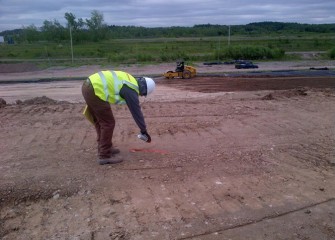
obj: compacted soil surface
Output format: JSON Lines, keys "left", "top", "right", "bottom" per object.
{"left": 0, "top": 63, "right": 335, "bottom": 239}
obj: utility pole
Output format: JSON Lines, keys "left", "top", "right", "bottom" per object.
{"left": 69, "top": 25, "right": 74, "bottom": 64}
{"left": 218, "top": 34, "right": 221, "bottom": 62}
{"left": 228, "top": 25, "right": 231, "bottom": 46}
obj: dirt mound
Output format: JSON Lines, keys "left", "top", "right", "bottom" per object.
{"left": 261, "top": 88, "right": 308, "bottom": 100}
{"left": 0, "top": 97, "right": 6, "bottom": 108}
{"left": 261, "top": 93, "right": 275, "bottom": 100}
{"left": 0, "top": 63, "right": 40, "bottom": 73}
{"left": 16, "top": 96, "right": 61, "bottom": 105}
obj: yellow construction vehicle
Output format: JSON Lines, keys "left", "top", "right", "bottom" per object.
{"left": 163, "top": 61, "right": 197, "bottom": 79}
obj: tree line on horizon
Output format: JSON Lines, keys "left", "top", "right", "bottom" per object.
{"left": 1, "top": 10, "right": 335, "bottom": 43}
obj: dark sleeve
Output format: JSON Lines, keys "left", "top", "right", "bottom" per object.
{"left": 119, "top": 84, "right": 147, "bottom": 132}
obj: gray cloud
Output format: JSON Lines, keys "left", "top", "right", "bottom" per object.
{"left": 0, "top": 0, "right": 334, "bottom": 31}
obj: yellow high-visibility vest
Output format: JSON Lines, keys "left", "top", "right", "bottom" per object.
{"left": 89, "top": 70, "right": 139, "bottom": 104}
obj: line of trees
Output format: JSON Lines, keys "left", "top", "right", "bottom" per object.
{"left": 2, "top": 10, "right": 108, "bottom": 43}
{"left": 1, "top": 11, "right": 334, "bottom": 43}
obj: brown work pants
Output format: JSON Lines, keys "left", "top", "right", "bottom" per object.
{"left": 82, "top": 79, "right": 115, "bottom": 159}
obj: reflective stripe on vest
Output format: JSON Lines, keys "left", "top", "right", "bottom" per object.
{"left": 122, "top": 78, "right": 139, "bottom": 91}
{"left": 98, "top": 72, "right": 109, "bottom": 101}
{"left": 111, "top": 71, "right": 121, "bottom": 104}
{"left": 89, "top": 71, "right": 139, "bottom": 104}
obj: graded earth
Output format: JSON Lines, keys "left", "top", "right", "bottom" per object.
{"left": 0, "top": 61, "right": 334, "bottom": 240}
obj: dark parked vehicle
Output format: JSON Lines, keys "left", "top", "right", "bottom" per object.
{"left": 203, "top": 61, "right": 224, "bottom": 65}
{"left": 235, "top": 62, "right": 259, "bottom": 69}
{"left": 224, "top": 59, "right": 249, "bottom": 65}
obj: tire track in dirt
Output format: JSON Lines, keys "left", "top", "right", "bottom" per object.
{"left": 179, "top": 199, "right": 335, "bottom": 240}
{"left": 286, "top": 141, "right": 335, "bottom": 167}
{"left": 6, "top": 97, "right": 327, "bottom": 151}
{"left": 1, "top": 147, "right": 333, "bottom": 239}
{"left": 107, "top": 169, "right": 334, "bottom": 239}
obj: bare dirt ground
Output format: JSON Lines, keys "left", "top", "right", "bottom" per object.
{"left": 0, "top": 61, "right": 335, "bottom": 240}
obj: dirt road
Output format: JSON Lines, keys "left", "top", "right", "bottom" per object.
{"left": 0, "top": 66, "right": 335, "bottom": 239}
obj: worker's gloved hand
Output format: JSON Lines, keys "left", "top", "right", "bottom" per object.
{"left": 139, "top": 130, "right": 151, "bottom": 143}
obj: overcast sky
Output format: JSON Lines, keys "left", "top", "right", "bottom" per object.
{"left": 0, "top": 0, "right": 334, "bottom": 32}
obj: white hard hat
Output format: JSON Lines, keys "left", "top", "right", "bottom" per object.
{"left": 144, "top": 77, "right": 155, "bottom": 96}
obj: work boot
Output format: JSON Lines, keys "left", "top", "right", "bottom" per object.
{"left": 111, "top": 147, "right": 120, "bottom": 155}
{"left": 98, "top": 156, "right": 123, "bottom": 165}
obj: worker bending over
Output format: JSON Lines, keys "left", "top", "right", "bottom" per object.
{"left": 82, "top": 70, "right": 155, "bottom": 165}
